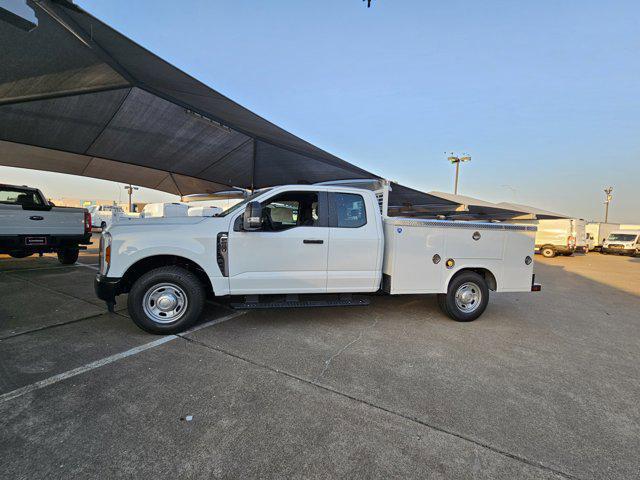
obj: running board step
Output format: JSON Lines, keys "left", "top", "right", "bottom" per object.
{"left": 230, "top": 294, "right": 370, "bottom": 310}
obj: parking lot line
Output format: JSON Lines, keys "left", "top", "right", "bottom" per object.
{"left": 76, "top": 263, "right": 99, "bottom": 271}
{"left": 0, "top": 311, "right": 245, "bottom": 404}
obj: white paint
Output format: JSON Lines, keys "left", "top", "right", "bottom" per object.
{"left": 0, "top": 311, "right": 244, "bottom": 404}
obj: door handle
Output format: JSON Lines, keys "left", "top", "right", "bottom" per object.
{"left": 303, "top": 239, "right": 324, "bottom": 244}
{"left": 29, "top": 216, "right": 44, "bottom": 221}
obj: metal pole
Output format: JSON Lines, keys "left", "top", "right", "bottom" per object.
{"left": 454, "top": 161, "right": 460, "bottom": 195}
{"left": 603, "top": 187, "right": 613, "bottom": 223}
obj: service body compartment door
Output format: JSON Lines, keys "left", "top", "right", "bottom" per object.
{"left": 383, "top": 221, "right": 445, "bottom": 294}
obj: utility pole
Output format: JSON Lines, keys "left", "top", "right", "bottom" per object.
{"left": 124, "top": 184, "right": 139, "bottom": 213}
{"left": 603, "top": 186, "right": 613, "bottom": 223}
{"left": 447, "top": 154, "right": 471, "bottom": 195}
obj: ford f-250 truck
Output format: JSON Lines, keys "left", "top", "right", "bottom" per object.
{"left": 0, "top": 184, "right": 92, "bottom": 264}
{"left": 95, "top": 182, "right": 541, "bottom": 334}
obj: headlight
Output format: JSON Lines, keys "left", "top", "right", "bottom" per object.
{"left": 99, "top": 232, "right": 112, "bottom": 275}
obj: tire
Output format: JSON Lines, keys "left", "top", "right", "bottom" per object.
{"left": 541, "top": 246, "right": 556, "bottom": 258}
{"left": 127, "top": 266, "right": 205, "bottom": 334}
{"left": 57, "top": 248, "right": 79, "bottom": 265}
{"left": 100, "top": 221, "right": 107, "bottom": 229}
{"left": 9, "top": 251, "right": 32, "bottom": 259}
{"left": 437, "top": 271, "right": 489, "bottom": 322}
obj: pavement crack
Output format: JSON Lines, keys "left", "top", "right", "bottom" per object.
{"left": 314, "top": 317, "right": 379, "bottom": 382}
{"left": 181, "top": 336, "right": 581, "bottom": 480}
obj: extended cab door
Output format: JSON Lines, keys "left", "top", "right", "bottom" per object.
{"left": 326, "top": 191, "right": 382, "bottom": 292}
{"left": 228, "top": 190, "right": 329, "bottom": 294}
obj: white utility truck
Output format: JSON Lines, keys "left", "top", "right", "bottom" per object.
{"left": 586, "top": 222, "right": 620, "bottom": 251}
{"left": 95, "top": 182, "right": 541, "bottom": 334}
{"left": 0, "top": 184, "right": 92, "bottom": 264}
{"left": 87, "top": 204, "right": 125, "bottom": 229}
{"left": 601, "top": 230, "right": 640, "bottom": 256}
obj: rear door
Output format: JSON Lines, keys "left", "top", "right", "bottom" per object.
{"left": 327, "top": 191, "right": 382, "bottom": 292}
{"left": 228, "top": 190, "right": 329, "bottom": 294}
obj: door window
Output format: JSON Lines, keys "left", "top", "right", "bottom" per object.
{"left": 261, "top": 191, "right": 322, "bottom": 231}
{"left": 333, "top": 193, "right": 366, "bottom": 228}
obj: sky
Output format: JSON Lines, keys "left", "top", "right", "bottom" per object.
{"left": 2, "top": 0, "right": 639, "bottom": 222}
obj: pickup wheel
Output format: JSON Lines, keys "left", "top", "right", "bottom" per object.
{"left": 57, "top": 248, "right": 79, "bottom": 265}
{"left": 127, "top": 266, "right": 205, "bottom": 334}
{"left": 437, "top": 271, "right": 489, "bottom": 322}
{"left": 540, "top": 246, "right": 556, "bottom": 258}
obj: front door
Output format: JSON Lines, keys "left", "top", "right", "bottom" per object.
{"left": 228, "top": 190, "right": 329, "bottom": 294}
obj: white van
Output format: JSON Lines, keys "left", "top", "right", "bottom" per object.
{"left": 507, "top": 218, "right": 580, "bottom": 258}
{"left": 602, "top": 230, "right": 640, "bottom": 256}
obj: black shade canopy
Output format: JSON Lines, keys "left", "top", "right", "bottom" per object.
{"left": 0, "top": 0, "right": 378, "bottom": 195}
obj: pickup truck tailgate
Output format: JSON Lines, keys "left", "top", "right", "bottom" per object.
{"left": 0, "top": 205, "right": 85, "bottom": 235}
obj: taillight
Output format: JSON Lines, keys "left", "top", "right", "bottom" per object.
{"left": 84, "top": 210, "right": 91, "bottom": 233}
{"left": 99, "top": 232, "right": 112, "bottom": 275}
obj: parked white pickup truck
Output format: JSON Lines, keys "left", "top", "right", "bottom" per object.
{"left": 95, "top": 182, "right": 540, "bottom": 334}
{"left": 0, "top": 184, "right": 92, "bottom": 264}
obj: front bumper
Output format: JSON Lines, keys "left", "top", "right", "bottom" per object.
{"left": 603, "top": 247, "right": 637, "bottom": 255}
{"left": 94, "top": 274, "right": 123, "bottom": 303}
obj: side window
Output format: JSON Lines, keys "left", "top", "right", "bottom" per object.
{"left": 260, "top": 191, "right": 322, "bottom": 231}
{"left": 334, "top": 193, "right": 366, "bottom": 228}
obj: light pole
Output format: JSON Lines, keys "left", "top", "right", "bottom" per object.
{"left": 447, "top": 154, "right": 471, "bottom": 195}
{"left": 124, "top": 184, "right": 139, "bottom": 213}
{"left": 603, "top": 186, "right": 613, "bottom": 223}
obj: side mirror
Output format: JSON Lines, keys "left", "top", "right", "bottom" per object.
{"left": 243, "top": 201, "right": 263, "bottom": 231}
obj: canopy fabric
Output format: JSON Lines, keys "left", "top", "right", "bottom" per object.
{"left": 427, "top": 191, "right": 535, "bottom": 220}
{"left": 495, "top": 202, "right": 569, "bottom": 220}
{"left": 0, "top": 0, "right": 378, "bottom": 195}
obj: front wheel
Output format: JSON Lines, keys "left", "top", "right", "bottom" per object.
{"left": 540, "top": 246, "right": 556, "bottom": 258}
{"left": 57, "top": 248, "right": 79, "bottom": 265}
{"left": 127, "top": 266, "right": 205, "bottom": 334}
{"left": 437, "top": 271, "right": 489, "bottom": 322}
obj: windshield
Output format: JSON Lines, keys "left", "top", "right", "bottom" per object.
{"left": 607, "top": 233, "right": 638, "bottom": 242}
{"left": 217, "top": 189, "right": 272, "bottom": 217}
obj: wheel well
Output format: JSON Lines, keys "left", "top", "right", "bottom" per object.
{"left": 540, "top": 244, "right": 555, "bottom": 251}
{"left": 120, "top": 255, "right": 213, "bottom": 295}
{"left": 451, "top": 268, "right": 497, "bottom": 291}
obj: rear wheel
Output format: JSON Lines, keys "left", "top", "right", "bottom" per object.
{"left": 127, "top": 266, "right": 205, "bottom": 334}
{"left": 57, "top": 248, "right": 79, "bottom": 265}
{"left": 437, "top": 271, "right": 489, "bottom": 322}
{"left": 541, "top": 246, "right": 556, "bottom": 258}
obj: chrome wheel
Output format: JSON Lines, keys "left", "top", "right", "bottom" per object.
{"left": 142, "top": 283, "right": 188, "bottom": 324}
{"left": 454, "top": 282, "right": 482, "bottom": 313}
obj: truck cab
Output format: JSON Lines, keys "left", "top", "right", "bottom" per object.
{"left": 95, "top": 183, "right": 539, "bottom": 334}
{"left": 602, "top": 230, "right": 640, "bottom": 256}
